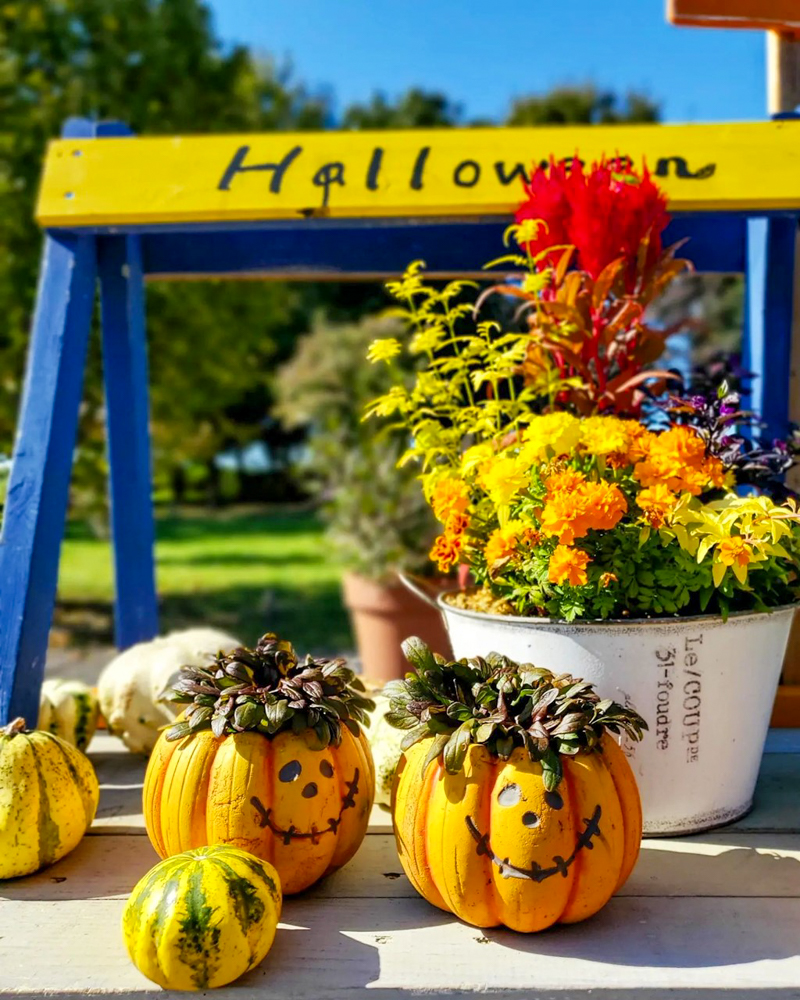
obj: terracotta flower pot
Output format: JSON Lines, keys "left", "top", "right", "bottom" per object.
{"left": 342, "top": 572, "right": 452, "bottom": 685}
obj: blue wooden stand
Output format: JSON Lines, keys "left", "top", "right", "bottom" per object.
{"left": 1, "top": 117, "right": 798, "bottom": 725}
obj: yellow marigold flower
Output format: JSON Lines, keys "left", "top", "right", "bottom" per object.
{"left": 579, "top": 415, "right": 633, "bottom": 457}
{"left": 716, "top": 536, "right": 752, "bottom": 568}
{"left": 430, "top": 477, "right": 470, "bottom": 524}
{"left": 518, "top": 412, "right": 581, "bottom": 465}
{"left": 479, "top": 456, "right": 529, "bottom": 507}
{"left": 484, "top": 520, "right": 526, "bottom": 569}
{"left": 367, "top": 337, "right": 402, "bottom": 364}
{"left": 548, "top": 545, "right": 590, "bottom": 587}
{"left": 637, "top": 483, "right": 678, "bottom": 528}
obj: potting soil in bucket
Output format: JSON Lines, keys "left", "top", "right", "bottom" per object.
{"left": 440, "top": 599, "right": 795, "bottom": 835}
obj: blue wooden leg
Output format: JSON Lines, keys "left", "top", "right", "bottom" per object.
{"left": 98, "top": 235, "right": 159, "bottom": 649}
{"left": 0, "top": 232, "right": 97, "bottom": 725}
{"left": 743, "top": 217, "right": 797, "bottom": 441}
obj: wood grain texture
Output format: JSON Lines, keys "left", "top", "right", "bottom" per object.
{"left": 669, "top": 0, "right": 800, "bottom": 31}
{"left": 1, "top": 732, "right": 799, "bottom": 996}
{"left": 0, "top": 228, "right": 97, "bottom": 725}
{"left": 36, "top": 121, "right": 800, "bottom": 227}
{"left": 98, "top": 233, "right": 158, "bottom": 649}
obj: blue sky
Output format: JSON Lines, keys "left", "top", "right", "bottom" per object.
{"left": 207, "top": 0, "right": 767, "bottom": 124}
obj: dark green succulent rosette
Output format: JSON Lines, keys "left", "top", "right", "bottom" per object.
{"left": 162, "top": 633, "right": 375, "bottom": 749}
{"left": 385, "top": 637, "right": 647, "bottom": 789}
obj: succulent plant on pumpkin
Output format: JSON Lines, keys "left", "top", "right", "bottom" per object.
{"left": 387, "top": 638, "right": 646, "bottom": 931}
{"left": 144, "top": 634, "right": 376, "bottom": 894}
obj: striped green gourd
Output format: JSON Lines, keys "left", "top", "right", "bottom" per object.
{"left": 38, "top": 679, "right": 100, "bottom": 752}
{"left": 0, "top": 717, "right": 99, "bottom": 879}
{"left": 122, "top": 845, "right": 282, "bottom": 990}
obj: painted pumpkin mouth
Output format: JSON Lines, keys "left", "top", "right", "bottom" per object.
{"left": 464, "top": 804, "right": 602, "bottom": 882}
{"left": 250, "top": 768, "right": 360, "bottom": 845}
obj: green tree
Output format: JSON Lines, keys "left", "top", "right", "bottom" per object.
{"left": 342, "top": 88, "right": 461, "bottom": 129}
{"left": 0, "top": 0, "right": 328, "bottom": 515}
{"left": 506, "top": 85, "right": 659, "bottom": 125}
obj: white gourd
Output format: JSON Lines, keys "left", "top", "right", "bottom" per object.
{"left": 97, "top": 628, "right": 240, "bottom": 755}
{"left": 38, "top": 679, "right": 100, "bottom": 752}
{"left": 367, "top": 693, "right": 406, "bottom": 807}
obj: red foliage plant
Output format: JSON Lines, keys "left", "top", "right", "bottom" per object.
{"left": 500, "top": 157, "right": 690, "bottom": 416}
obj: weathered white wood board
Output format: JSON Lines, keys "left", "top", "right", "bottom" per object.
{"left": 1, "top": 732, "right": 799, "bottom": 998}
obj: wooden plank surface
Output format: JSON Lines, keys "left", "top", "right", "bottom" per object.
{"left": 2, "top": 732, "right": 800, "bottom": 998}
{"left": 36, "top": 120, "right": 800, "bottom": 228}
{"left": 669, "top": 0, "right": 800, "bottom": 31}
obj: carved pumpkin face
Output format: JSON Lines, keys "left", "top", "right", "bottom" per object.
{"left": 144, "top": 727, "right": 375, "bottom": 894}
{"left": 393, "top": 732, "right": 641, "bottom": 932}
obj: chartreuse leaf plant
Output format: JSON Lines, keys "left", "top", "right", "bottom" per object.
{"left": 367, "top": 160, "right": 800, "bottom": 621}
{"left": 385, "top": 637, "right": 647, "bottom": 790}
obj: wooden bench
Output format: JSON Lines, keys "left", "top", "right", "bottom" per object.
{"left": 2, "top": 730, "right": 799, "bottom": 998}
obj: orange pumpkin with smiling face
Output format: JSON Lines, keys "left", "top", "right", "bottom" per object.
{"left": 387, "top": 639, "right": 646, "bottom": 932}
{"left": 143, "top": 634, "right": 375, "bottom": 895}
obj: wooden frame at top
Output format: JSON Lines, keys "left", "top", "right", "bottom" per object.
{"left": 668, "top": 0, "right": 800, "bottom": 32}
{"left": 36, "top": 120, "right": 800, "bottom": 229}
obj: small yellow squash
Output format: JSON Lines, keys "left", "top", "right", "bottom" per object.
{"left": 0, "top": 717, "right": 99, "bottom": 879}
{"left": 122, "top": 845, "right": 282, "bottom": 990}
{"left": 38, "top": 679, "right": 100, "bottom": 752}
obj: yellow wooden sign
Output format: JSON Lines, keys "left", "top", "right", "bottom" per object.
{"left": 36, "top": 120, "right": 800, "bottom": 228}
{"left": 668, "top": 0, "right": 800, "bottom": 31}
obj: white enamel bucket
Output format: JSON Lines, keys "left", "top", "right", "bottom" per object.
{"left": 438, "top": 598, "right": 795, "bottom": 836}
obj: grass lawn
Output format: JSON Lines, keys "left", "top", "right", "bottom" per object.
{"left": 56, "top": 507, "right": 354, "bottom": 654}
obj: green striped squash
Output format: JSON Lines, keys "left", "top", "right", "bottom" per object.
{"left": 123, "top": 846, "right": 282, "bottom": 990}
{"left": 38, "top": 679, "right": 100, "bottom": 752}
{"left": 0, "top": 718, "right": 99, "bottom": 879}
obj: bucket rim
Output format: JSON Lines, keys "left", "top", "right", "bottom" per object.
{"left": 436, "top": 593, "right": 799, "bottom": 630}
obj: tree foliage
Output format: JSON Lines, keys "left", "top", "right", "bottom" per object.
{"left": 0, "top": 1, "right": 663, "bottom": 519}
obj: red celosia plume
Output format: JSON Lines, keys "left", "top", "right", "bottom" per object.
{"left": 515, "top": 157, "right": 670, "bottom": 292}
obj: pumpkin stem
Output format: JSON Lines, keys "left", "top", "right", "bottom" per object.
{"left": 1, "top": 717, "right": 28, "bottom": 737}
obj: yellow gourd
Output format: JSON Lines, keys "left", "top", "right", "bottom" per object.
{"left": 0, "top": 717, "right": 99, "bottom": 879}
{"left": 122, "top": 845, "right": 281, "bottom": 990}
{"left": 38, "top": 679, "right": 100, "bottom": 752}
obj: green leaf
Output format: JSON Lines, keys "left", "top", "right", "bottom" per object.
{"left": 400, "top": 723, "right": 431, "bottom": 751}
{"left": 420, "top": 733, "right": 450, "bottom": 775}
{"left": 443, "top": 724, "right": 472, "bottom": 774}
{"left": 540, "top": 749, "right": 563, "bottom": 791}
{"left": 401, "top": 637, "right": 438, "bottom": 673}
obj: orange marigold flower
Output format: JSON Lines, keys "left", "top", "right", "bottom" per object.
{"left": 637, "top": 483, "right": 678, "bottom": 528}
{"left": 429, "top": 533, "right": 462, "bottom": 572}
{"left": 548, "top": 545, "right": 590, "bottom": 586}
{"left": 626, "top": 424, "right": 657, "bottom": 463}
{"left": 599, "top": 571, "right": 618, "bottom": 587}
{"left": 430, "top": 477, "right": 470, "bottom": 524}
{"left": 540, "top": 480, "right": 627, "bottom": 544}
{"left": 634, "top": 425, "right": 724, "bottom": 496}
{"left": 716, "top": 536, "right": 752, "bottom": 568}
{"left": 483, "top": 521, "right": 525, "bottom": 569}
{"left": 445, "top": 512, "right": 470, "bottom": 538}
{"left": 544, "top": 469, "right": 586, "bottom": 497}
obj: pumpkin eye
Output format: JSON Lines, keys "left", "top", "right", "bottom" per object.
{"left": 320, "top": 760, "right": 334, "bottom": 778}
{"left": 302, "top": 782, "right": 318, "bottom": 799}
{"left": 279, "top": 761, "right": 302, "bottom": 783}
{"left": 497, "top": 783, "right": 521, "bottom": 807}
{"left": 522, "top": 811, "right": 540, "bottom": 828}
{"left": 545, "top": 790, "right": 564, "bottom": 810}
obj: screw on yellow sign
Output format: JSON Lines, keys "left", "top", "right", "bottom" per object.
{"left": 36, "top": 120, "right": 800, "bottom": 229}
{"left": 668, "top": 0, "right": 800, "bottom": 31}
